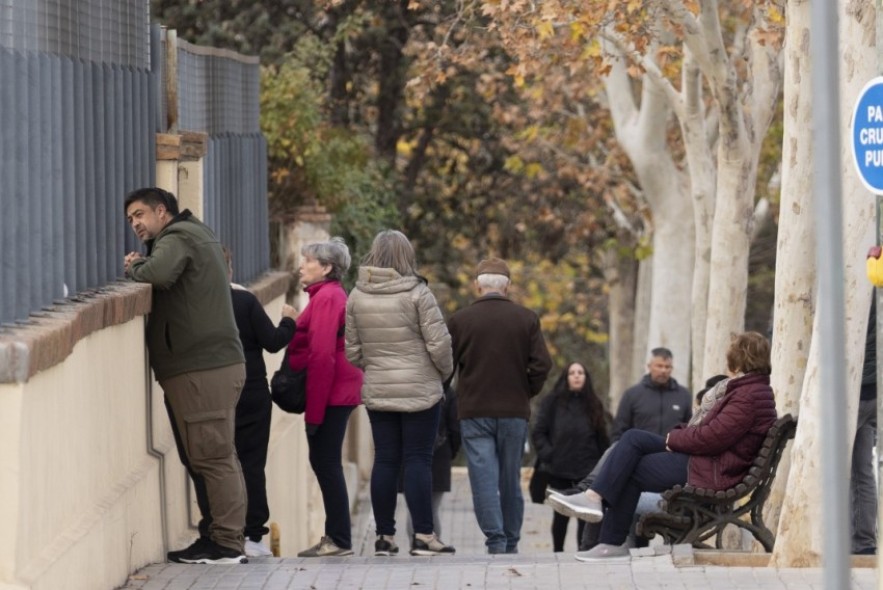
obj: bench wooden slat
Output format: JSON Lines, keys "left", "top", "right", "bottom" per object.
{"left": 636, "top": 414, "right": 797, "bottom": 553}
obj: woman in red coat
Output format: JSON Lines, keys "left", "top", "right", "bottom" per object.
{"left": 287, "top": 237, "right": 363, "bottom": 557}
{"left": 573, "top": 332, "right": 777, "bottom": 561}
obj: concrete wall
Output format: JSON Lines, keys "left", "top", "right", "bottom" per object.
{"left": 0, "top": 284, "right": 161, "bottom": 590}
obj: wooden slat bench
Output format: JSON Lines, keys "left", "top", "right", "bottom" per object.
{"left": 636, "top": 413, "right": 797, "bottom": 552}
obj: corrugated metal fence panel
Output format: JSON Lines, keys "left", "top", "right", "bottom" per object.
{"left": 0, "top": 14, "right": 270, "bottom": 325}
{"left": 0, "top": 0, "right": 150, "bottom": 68}
{"left": 177, "top": 44, "right": 207, "bottom": 133}
{"left": 176, "top": 40, "right": 260, "bottom": 136}
{"left": 150, "top": 24, "right": 164, "bottom": 135}
{"left": 204, "top": 134, "right": 270, "bottom": 285}
{"left": 0, "top": 46, "right": 155, "bottom": 326}
{"left": 178, "top": 39, "right": 268, "bottom": 286}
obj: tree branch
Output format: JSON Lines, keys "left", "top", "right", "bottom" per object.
{"left": 600, "top": 29, "right": 684, "bottom": 121}
{"left": 745, "top": 5, "right": 784, "bottom": 149}
{"left": 599, "top": 37, "right": 638, "bottom": 133}
{"left": 657, "top": 0, "right": 729, "bottom": 90}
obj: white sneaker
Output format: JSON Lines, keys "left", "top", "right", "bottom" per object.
{"left": 245, "top": 539, "right": 273, "bottom": 557}
{"left": 547, "top": 491, "right": 603, "bottom": 522}
{"left": 546, "top": 488, "right": 575, "bottom": 501}
{"left": 574, "top": 543, "right": 631, "bottom": 561}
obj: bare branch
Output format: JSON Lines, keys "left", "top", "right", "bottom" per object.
{"left": 657, "top": 0, "right": 729, "bottom": 91}
{"left": 744, "top": 5, "right": 784, "bottom": 149}
{"left": 599, "top": 36, "right": 638, "bottom": 130}
{"left": 437, "top": 0, "right": 472, "bottom": 60}
{"left": 599, "top": 29, "right": 684, "bottom": 121}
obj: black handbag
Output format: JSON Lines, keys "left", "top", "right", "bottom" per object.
{"left": 528, "top": 457, "right": 551, "bottom": 504}
{"left": 270, "top": 355, "right": 307, "bottom": 414}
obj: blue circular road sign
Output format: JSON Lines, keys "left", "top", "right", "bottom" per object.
{"left": 852, "top": 77, "right": 883, "bottom": 194}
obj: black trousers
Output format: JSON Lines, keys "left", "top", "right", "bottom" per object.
{"left": 308, "top": 405, "right": 356, "bottom": 549}
{"left": 547, "top": 475, "right": 587, "bottom": 552}
{"left": 235, "top": 385, "right": 273, "bottom": 541}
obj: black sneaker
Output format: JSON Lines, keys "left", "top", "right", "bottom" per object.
{"left": 167, "top": 537, "right": 209, "bottom": 563}
{"left": 410, "top": 533, "right": 455, "bottom": 556}
{"left": 374, "top": 535, "right": 399, "bottom": 556}
{"left": 168, "top": 537, "right": 247, "bottom": 564}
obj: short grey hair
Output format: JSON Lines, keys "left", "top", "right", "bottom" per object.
{"left": 302, "top": 237, "right": 351, "bottom": 281}
{"left": 476, "top": 273, "right": 509, "bottom": 292}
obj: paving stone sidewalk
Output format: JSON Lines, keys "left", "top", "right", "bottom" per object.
{"left": 120, "top": 468, "right": 878, "bottom": 590}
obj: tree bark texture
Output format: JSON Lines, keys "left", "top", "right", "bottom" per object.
{"left": 770, "top": 0, "right": 877, "bottom": 566}
{"left": 603, "top": 247, "right": 638, "bottom": 411}
{"left": 604, "top": 53, "right": 695, "bottom": 386}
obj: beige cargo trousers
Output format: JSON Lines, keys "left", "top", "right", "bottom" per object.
{"left": 160, "top": 362, "right": 247, "bottom": 552}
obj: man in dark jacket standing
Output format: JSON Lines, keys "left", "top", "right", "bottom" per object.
{"left": 448, "top": 257, "right": 552, "bottom": 554}
{"left": 611, "top": 347, "right": 692, "bottom": 442}
{"left": 124, "top": 187, "right": 247, "bottom": 564}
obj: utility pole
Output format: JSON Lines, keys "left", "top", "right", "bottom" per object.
{"left": 810, "top": 1, "right": 849, "bottom": 588}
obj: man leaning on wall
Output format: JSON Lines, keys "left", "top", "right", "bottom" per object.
{"left": 123, "top": 187, "right": 248, "bottom": 565}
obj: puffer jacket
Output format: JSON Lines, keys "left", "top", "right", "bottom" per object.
{"left": 666, "top": 372, "right": 777, "bottom": 490}
{"left": 345, "top": 266, "right": 453, "bottom": 412}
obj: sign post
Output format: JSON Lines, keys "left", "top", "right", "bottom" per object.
{"left": 851, "top": 77, "right": 883, "bottom": 195}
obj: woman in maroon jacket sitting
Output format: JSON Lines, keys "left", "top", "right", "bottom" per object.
{"left": 573, "top": 331, "right": 778, "bottom": 561}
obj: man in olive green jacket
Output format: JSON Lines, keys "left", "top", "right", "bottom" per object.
{"left": 124, "top": 187, "right": 247, "bottom": 565}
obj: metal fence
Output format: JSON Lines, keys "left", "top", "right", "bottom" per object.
{"left": 176, "top": 38, "right": 261, "bottom": 136}
{"left": 0, "top": 0, "right": 150, "bottom": 68}
{"left": 0, "top": 0, "right": 155, "bottom": 326}
{"left": 0, "top": 2, "right": 271, "bottom": 326}
{"left": 204, "top": 135, "right": 270, "bottom": 285}
{"left": 174, "top": 38, "right": 269, "bottom": 284}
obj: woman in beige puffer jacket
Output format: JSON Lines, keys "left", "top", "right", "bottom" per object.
{"left": 345, "top": 230, "right": 455, "bottom": 557}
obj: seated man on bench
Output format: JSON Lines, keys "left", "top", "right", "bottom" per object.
{"left": 566, "top": 332, "right": 777, "bottom": 561}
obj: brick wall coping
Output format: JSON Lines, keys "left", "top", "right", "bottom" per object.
{"left": 0, "top": 272, "right": 291, "bottom": 384}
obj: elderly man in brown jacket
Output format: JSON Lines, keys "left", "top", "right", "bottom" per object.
{"left": 447, "top": 257, "right": 552, "bottom": 554}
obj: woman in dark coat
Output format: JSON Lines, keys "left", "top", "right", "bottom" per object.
{"left": 532, "top": 362, "right": 609, "bottom": 552}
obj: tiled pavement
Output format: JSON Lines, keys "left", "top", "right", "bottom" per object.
{"left": 120, "top": 468, "right": 877, "bottom": 589}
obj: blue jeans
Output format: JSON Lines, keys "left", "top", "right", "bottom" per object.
{"left": 591, "top": 429, "right": 688, "bottom": 545}
{"left": 461, "top": 417, "right": 528, "bottom": 554}
{"left": 307, "top": 405, "right": 356, "bottom": 549}
{"left": 368, "top": 403, "right": 441, "bottom": 537}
